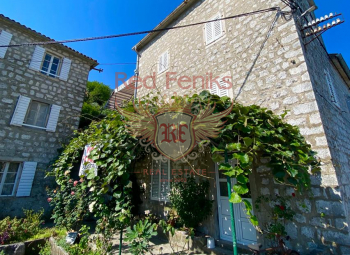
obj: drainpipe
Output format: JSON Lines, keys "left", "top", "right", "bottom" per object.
{"left": 132, "top": 46, "right": 140, "bottom": 101}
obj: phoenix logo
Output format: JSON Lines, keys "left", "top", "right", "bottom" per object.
{"left": 117, "top": 100, "right": 233, "bottom": 161}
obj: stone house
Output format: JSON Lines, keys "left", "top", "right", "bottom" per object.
{"left": 0, "top": 15, "right": 98, "bottom": 218}
{"left": 124, "top": 0, "right": 350, "bottom": 254}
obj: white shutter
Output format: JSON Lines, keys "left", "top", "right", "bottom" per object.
{"left": 205, "top": 22, "right": 213, "bottom": 44}
{"left": 159, "top": 160, "right": 170, "bottom": 201}
{"left": 218, "top": 78, "right": 229, "bottom": 97}
{"left": 213, "top": 15, "right": 223, "bottom": 39}
{"left": 158, "top": 54, "right": 163, "bottom": 73}
{"left": 16, "top": 162, "right": 37, "bottom": 197}
{"left": 163, "top": 52, "right": 168, "bottom": 70}
{"left": 0, "top": 30, "right": 12, "bottom": 58}
{"left": 29, "top": 46, "right": 45, "bottom": 71}
{"left": 46, "top": 104, "right": 61, "bottom": 132}
{"left": 10, "top": 95, "right": 31, "bottom": 126}
{"left": 59, "top": 57, "right": 72, "bottom": 81}
{"left": 151, "top": 160, "right": 160, "bottom": 200}
{"left": 324, "top": 69, "right": 339, "bottom": 106}
{"left": 210, "top": 82, "right": 219, "bottom": 95}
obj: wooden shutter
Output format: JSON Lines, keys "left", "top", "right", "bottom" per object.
{"left": 324, "top": 69, "right": 339, "bottom": 106}
{"left": 46, "top": 104, "right": 61, "bottom": 132}
{"left": 29, "top": 46, "right": 45, "bottom": 71}
{"left": 59, "top": 57, "right": 72, "bottom": 81}
{"left": 151, "top": 160, "right": 160, "bottom": 200}
{"left": 10, "top": 95, "right": 31, "bottom": 126}
{"left": 213, "top": 15, "right": 223, "bottom": 39}
{"left": 205, "top": 22, "right": 213, "bottom": 44}
{"left": 0, "top": 30, "right": 12, "bottom": 58}
{"left": 16, "top": 162, "right": 37, "bottom": 197}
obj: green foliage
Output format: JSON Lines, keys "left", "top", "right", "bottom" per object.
{"left": 0, "top": 209, "right": 44, "bottom": 245}
{"left": 125, "top": 219, "right": 158, "bottom": 255}
{"left": 38, "top": 241, "right": 51, "bottom": 255}
{"left": 255, "top": 194, "right": 296, "bottom": 240}
{"left": 169, "top": 177, "right": 213, "bottom": 228}
{"left": 79, "top": 81, "right": 111, "bottom": 129}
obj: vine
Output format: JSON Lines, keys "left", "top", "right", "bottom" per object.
{"left": 47, "top": 90, "right": 320, "bottom": 247}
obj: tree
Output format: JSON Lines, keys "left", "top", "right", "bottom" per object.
{"left": 79, "top": 81, "right": 111, "bottom": 129}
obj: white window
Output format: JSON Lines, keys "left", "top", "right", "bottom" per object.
{"left": 151, "top": 158, "right": 171, "bottom": 201}
{"left": 0, "top": 162, "right": 21, "bottom": 196}
{"left": 210, "top": 76, "right": 232, "bottom": 98}
{"left": 324, "top": 69, "right": 340, "bottom": 107}
{"left": 0, "top": 30, "right": 13, "bottom": 58}
{"left": 158, "top": 51, "right": 169, "bottom": 73}
{"left": 29, "top": 45, "right": 72, "bottom": 81}
{"left": 205, "top": 13, "right": 224, "bottom": 45}
{"left": 10, "top": 95, "right": 61, "bottom": 132}
{"left": 41, "top": 53, "right": 61, "bottom": 78}
{"left": 24, "top": 100, "right": 50, "bottom": 128}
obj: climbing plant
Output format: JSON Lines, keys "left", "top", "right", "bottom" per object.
{"left": 48, "top": 90, "right": 320, "bottom": 246}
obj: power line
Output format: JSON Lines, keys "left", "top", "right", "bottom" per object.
{"left": 0, "top": 7, "right": 280, "bottom": 48}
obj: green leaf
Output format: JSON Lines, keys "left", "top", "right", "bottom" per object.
{"left": 212, "top": 147, "right": 224, "bottom": 153}
{"left": 243, "top": 137, "right": 253, "bottom": 147}
{"left": 236, "top": 174, "right": 249, "bottom": 184}
{"left": 229, "top": 193, "right": 242, "bottom": 203}
{"left": 233, "top": 184, "right": 249, "bottom": 195}
{"left": 212, "top": 153, "right": 224, "bottom": 162}
{"left": 250, "top": 215, "right": 258, "bottom": 226}
{"left": 219, "top": 163, "right": 234, "bottom": 172}
{"left": 243, "top": 199, "right": 252, "bottom": 211}
{"left": 232, "top": 153, "right": 250, "bottom": 164}
{"left": 226, "top": 143, "right": 241, "bottom": 151}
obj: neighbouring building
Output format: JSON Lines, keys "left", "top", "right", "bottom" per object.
{"left": 122, "top": 0, "right": 350, "bottom": 254}
{"left": 0, "top": 14, "right": 98, "bottom": 218}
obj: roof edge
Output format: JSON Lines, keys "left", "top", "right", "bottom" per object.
{"left": 330, "top": 53, "right": 350, "bottom": 88}
{"left": 0, "top": 14, "right": 98, "bottom": 67}
{"left": 133, "top": 0, "right": 199, "bottom": 51}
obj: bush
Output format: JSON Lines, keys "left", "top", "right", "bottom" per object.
{"left": 169, "top": 177, "right": 213, "bottom": 228}
{"left": 0, "top": 209, "right": 44, "bottom": 245}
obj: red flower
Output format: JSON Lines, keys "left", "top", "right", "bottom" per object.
{"left": 47, "top": 198, "right": 52, "bottom": 203}
{"left": 73, "top": 181, "right": 78, "bottom": 187}
{"left": 279, "top": 205, "right": 285, "bottom": 211}
{"left": 292, "top": 193, "right": 296, "bottom": 197}
{"left": 71, "top": 191, "right": 75, "bottom": 195}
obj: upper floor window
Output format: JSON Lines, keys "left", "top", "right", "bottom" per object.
{"left": 158, "top": 51, "right": 169, "bottom": 74}
{"left": 24, "top": 100, "right": 50, "bottom": 128}
{"left": 10, "top": 95, "right": 61, "bottom": 132}
{"left": 324, "top": 69, "right": 340, "bottom": 107}
{"left": 205, "top": 13, "right": 224, "bottom": 45}
{"left": 209, "top": 76, "right": 232, "bottom": 98}
{"left": 29, "top": 46, "right": 72, "bottom": 81}
{"left": 41, "top": 53, "right": 61, "bottom": 78}
{"left": 0, "top": 30, "right": 13, "bottom": 59}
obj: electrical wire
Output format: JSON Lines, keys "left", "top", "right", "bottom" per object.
{"left": 0, "top": 7, "right": 280, "bottom": 48}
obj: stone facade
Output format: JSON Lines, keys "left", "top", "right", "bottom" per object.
{"left": 0, "top": 15, "right": 97, "bottom": 218}
{"left": 132, "top": 0, "right": 350, "bottom": 253}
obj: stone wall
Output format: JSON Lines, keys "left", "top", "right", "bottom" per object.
{"left": 134, "top": 0, "right": 350, "bottom": 253}
{"left": 0, "top": 19, "right": 93, "bottom": 218}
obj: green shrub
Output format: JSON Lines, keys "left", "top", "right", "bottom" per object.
{"left": 169, "top": 177, "right": 213, "bottom": 228}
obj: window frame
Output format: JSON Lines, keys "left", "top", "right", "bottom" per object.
{"left": 40, "top": 52, "right": 62, "bottom": 78}
{"left": 205, "top": 13, "right": 225, "bottom": 46}
{"left": 158, "top": 51, "right": 169, "bottom": 74}
{"left": 0, "top": 162, "right": 22, "bottom": 197}
{"left": 150, "top": 158, "right": 171, "bottom": 202}
{"left": 23, "top": 100, "right": 51, "bottom": 129}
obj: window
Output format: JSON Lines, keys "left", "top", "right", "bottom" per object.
{"left": 24, "top": 100, "right": 50, "bottom": 128}
{"left": 205, "top": 13, "right": 224, "bottom": 45}
{"left": 158, "top": 51, "right": 169, "bottom": 73}
{"left": 347, "top": 96, "right": 350, "bottom": 113}
{"left": 324, "top": 69, "right": 340, "bottom": 107}
{"left": 41, "top": 53, "right": 61, "bottom": 77}
{"left": 29, "top": 46, "right": 72, "bottom": 81}
{"left": 0, "top": 162, "right": 21, "bottom": 196}
{"left": 151, "top": 158, "right": 171, "bottom": 201}
{"left": 10, "top": 95, "right": 61, "bottom": 132}
{"left": 0, "top": 30, "right": 13, "bottom": 58}
{"left": 209, "top": 76, "right": 232, "bottom": 97}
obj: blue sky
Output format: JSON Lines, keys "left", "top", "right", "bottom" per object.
{"left": 1, "top": 0, "right": 349, "bottom": 89}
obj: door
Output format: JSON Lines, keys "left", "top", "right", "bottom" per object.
{"left": 215, "top": 162, "right": 257, "bottom": 245}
